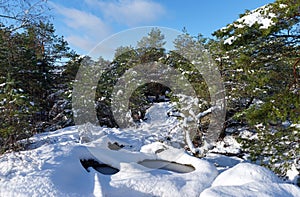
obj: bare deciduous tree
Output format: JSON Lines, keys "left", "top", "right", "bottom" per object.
{"left": 0, "top": 0, "right": 49, "bottom": 30}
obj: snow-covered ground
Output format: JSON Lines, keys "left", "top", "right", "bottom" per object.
{"left": 0, "top": 103, "right": 299, "bottom": 197}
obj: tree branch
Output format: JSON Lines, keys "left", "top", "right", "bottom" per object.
{"left": 292, "top": 57, "right": 300, "bottom": 87}
{"left": 270, "top": 34, "right": 300, "bottom": 39}
{"left": 196, "top": 106, "right": 216, "bottom": 119}
{"left": 0, "top": 14, "right": 23, "bottom": 21}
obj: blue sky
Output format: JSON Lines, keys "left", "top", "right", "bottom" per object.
{"left": 49, "top": 0, "right": 275, "bottom": 55}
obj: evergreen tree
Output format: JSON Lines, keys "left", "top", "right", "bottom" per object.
{"left": 95, "top": 28, "right": 224, "bottom": 154}
{"left": 0, "top": 20, "right": 74, "bottom": 151}
{"left": 95, "top": 28, "right": 168, "bottom": 127}
{"left": 137, "top": 28, "right": 166, "bottom": 49}
{"left": 212, "top": 0, "right": 300, "bottom": 178}
{"left": 0, "top": 73, "right": 35, "bottom": 152}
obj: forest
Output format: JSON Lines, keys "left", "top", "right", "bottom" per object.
{"left": 0, "top": 0, "right": 299, "bottom": 186}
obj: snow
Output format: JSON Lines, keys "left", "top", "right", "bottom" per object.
{"left": 201, "top": 182, "right": 300, "bottom": 197}
{"left": 201, "top": 163, "right": 300, "bottom": 197}
{"left": 211, "top": 135, "right": 241, "bottom": 155}
{"left": 287, "top": 164, "right": 300, "bottom": 185}
{"left": 224, "top": 36, "right": 236, "bottom": 45}
{"left": 291, "top": 124, "right": 300, "bottom": 129}
{"left": 0, "top": 103, "right": 299, "bottom": 196}
{"left": 212, "top": 162, "right": 282, "bottom": 186}
{"left": 236, "top": 6, "right": 276, "bottom": 30}
{"left": 279, "top": 4, "right": 287, "bottom": 8}
{"left": 223, "top": 4, "right": 277, "bottom": 45}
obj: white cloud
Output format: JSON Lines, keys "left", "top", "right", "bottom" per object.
{"left": 66, "top": 35, "right": 96, "bottom": 53}
{"left": 85, "top": 0, "right": 165, "bottom": 26}
{"left": 50, "top": 2, "right": 112, "bottom": 53}
{"left": 49, "top": 0, "right": 165, "bottom": 55}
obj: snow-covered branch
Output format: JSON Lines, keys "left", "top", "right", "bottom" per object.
{"left": 195, "top": 106, "right": 215, "bottom": 119}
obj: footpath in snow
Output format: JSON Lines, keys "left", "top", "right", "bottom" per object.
{"left": 0, "top": 103, "right": 299, "bottom": 197}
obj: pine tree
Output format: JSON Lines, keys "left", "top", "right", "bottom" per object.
{"left": 212, "top": 0, "right": 300, "bottom": 178}
{"left": 0, "top": 73, "right": 35, "bottom": 153}
{"left": 94, "top": 28, "right": 168, "bottom": 127}
{"left": 137, "top": 28, "right": 166, "bottom": 49}
{"left": 0, "top": 20, "right": 74, "bottom": 151}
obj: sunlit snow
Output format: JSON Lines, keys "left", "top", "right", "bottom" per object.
{"left": 223, "top": 4, "right": 281, "bottom": 45}
{"left": 0, "top": 103, "right": 299, "bottom": 196}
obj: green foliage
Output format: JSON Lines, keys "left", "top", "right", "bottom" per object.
{"left": 212, "top": 0, "right": 300, "bottom": 178}
{"left": 0, "top": 20, "right": 74, "bottom": 152}
{"left": 239, "top": 90, "right": 299, "bottom": 178}
{"left": 244, "top": 91, "right": 299, "bottom": 125}
{"left": 94, "top": 29, "right": 213, "bottom": 128}
{"left": 137, "top": 28, "right": 166, "bottom": 49}
{"left": 241, "top": 126, "right": 299, "bottom": 178}
{"left": 0, "top": 74, "right": 35, "bottom": 153}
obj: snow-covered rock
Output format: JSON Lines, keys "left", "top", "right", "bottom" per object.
{"left": 201, "top": 163, "right": 300, "bottom": 197}
{"left": 0, "top": 103, "right": 299, "bottom": 196}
